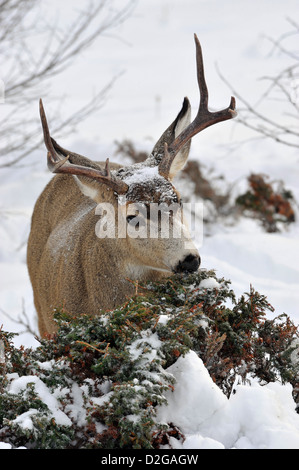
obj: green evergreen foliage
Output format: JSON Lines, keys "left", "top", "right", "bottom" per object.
{"left": 0, "top": 270, "right": 298, "bottom": 448}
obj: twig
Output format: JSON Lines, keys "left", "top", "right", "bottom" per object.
{"left": 0, "top": 299, "right": 39, "bottom": 339}
{"left": 76, "top": 340, "right": 110, "bottom": 357}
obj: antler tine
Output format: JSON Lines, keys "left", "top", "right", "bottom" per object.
{"left": 195, "top": 34, "right": 209, "bottom": 111}
{"left": 158, "top": 142, "right": 172, "bottom": 180}
{"left": 39, "top": 99, "right": 70, "bottom": 171}
{"left": 39, "top": 99, "right": 128, "bottom": 194}
{"left": 104, "top": 158, "right": 111, "bottom": 178}
{"left": 159, "top": 34, "right": 237, "bottom": 179}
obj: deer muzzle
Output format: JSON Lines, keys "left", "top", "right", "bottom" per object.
{"left": 174, "top": 254, "right": 201, "bottom": 274}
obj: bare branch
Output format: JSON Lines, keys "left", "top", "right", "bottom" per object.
{"left": 216, "top": 20, "right": 299, "bottom": 150}
{"left": 0, "top": 0, "right": 137, "bottom": 167}
{"left": 0, "top": 300, "right": 39, "bottom": 339}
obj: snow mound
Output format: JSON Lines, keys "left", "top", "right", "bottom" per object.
{"left": 157, "top": 351, "right": 299, "bottom": 449}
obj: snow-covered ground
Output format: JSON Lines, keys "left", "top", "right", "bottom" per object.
{"left": 157, "top": 351, "right": 299, "bottom": 449}
{"left": 1, "top": 0, "right": 299, "bottom": 449}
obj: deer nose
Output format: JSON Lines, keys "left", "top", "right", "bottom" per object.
{"left": 175, "top": 254, "right": 201, "bottom": 273}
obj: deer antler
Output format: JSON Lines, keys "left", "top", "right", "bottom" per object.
{"left": 39, "top": 99, "right": 128, "bottom": 195}
{"left": 159, "top": 34, "right": 237, "bottom": 179}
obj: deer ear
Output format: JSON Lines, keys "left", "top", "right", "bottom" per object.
{"left": 73, "top": 175, "right": 101, "bottom": 202}
{"left": 51, "top": 137, "right": 106, "bottom": 202}
{"left": 168, "top": 98, "right": 192, "bottom": 180}
{"left": 150, "top": 97, "right": 191, "bottom": 180}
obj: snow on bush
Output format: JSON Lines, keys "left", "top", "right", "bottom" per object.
{"left": 0, "top": 269, "right": 298, "bottom": 449}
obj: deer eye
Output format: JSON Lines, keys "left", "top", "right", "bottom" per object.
{"left": 126, "top": 215, "right": 137, "bottom": 224}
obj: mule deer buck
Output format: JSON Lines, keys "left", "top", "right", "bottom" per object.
{"left": 27, "top": 34, "right": 237, "bottom": 336}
